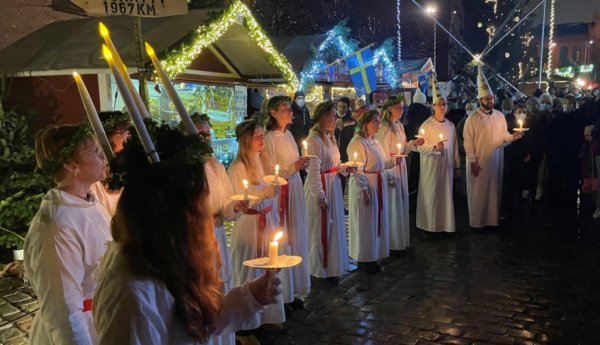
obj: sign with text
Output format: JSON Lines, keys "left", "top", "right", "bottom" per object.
{"left": 70, "top": 0, "right": 187, "bottom": 17}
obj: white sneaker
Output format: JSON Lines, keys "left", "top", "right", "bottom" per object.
{"left": 593, "top": 209, "right": 600, "bottom": 219}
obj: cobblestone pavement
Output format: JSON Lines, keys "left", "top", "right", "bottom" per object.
{"left": 2, "top": 196, "right": 600, "bottom": 344}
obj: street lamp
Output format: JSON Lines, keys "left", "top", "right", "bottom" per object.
{"left": 425, "top": 5, "right": 438, "bottom": 68}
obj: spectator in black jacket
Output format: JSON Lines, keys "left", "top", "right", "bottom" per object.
{"left": 289, "top": 91, "right": 311, "bottom": 150}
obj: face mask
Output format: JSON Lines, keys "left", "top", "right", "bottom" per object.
{"left": 295, "top": 98, "right": 305, "bottom": 107}
{"left": 563, "top": 104, "right": 574, "bottom": 113}
{"left": 539, "top": 104, "right": 550, "bottom": 111}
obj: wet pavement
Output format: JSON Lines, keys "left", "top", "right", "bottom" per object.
{"left": 2, "top": 195, "right": 600, "bottom": 344}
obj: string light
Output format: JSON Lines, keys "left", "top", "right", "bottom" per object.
{"left": 547, "top": 0, "right": 556, "bottom": 79}
{"left": 162, "top": 0, "right": 298, "bottom": 90}
{"left": 397, "top": 0, "right": 401, "bottom": 61}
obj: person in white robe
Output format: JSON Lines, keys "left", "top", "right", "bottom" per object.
{"left": 194, "top": 114, "right": 249, "bottom": 345}
{"left": 376, "top": 97, "right": 424, "bottom": 251}
{"left": 226, "top": 119, "right": 286, "bottom": 339}
{"left": 93, "top": 125, "right": 282, "bottom": 345}
{"left": 304, "top": 101, "right": 355, "bottom": 280}
{"left": 263, "top": 96, "right": 311, "bottom": 301}
{"left": 415, "top": 73, "right": 460, "bottom": 233}
{"left": 463, "top": 67, "right": 521, "bottom": 228}
{"left": 25, "top": 124, "right": 112, "bottom": 345}
{"left": 347, "top": 110, "right": 398, "bottom": 273}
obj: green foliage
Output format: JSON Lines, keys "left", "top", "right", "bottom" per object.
{"left": 0, "top": 107, "right": 52, "bottom": 248}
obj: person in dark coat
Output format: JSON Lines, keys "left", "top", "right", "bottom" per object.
{"left": 405, "top": 88, "right": 431, "bottom": 194}
{"left": 335, "top": 97, "right": 355, "bottom": 163}
{"left": 289, "top": 91, "right": 312, "bottom": 150}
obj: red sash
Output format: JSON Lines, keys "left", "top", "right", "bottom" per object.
{"left": 83, "top": 299, "right": 93, "bottom": 312}
{"left": 244, "top": 205, "right": 273, "bottom": 257}
{"left": 365, "top": 171, "right": 383, "bottom": 236}
{"left": 278, "top": 183, "right": 289, "bottom": 228}
{"left": 319, "top": 167, "right": 338, "bottom": 268}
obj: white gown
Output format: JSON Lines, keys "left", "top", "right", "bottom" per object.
{"left": 303, "top": 131, "right": 349, "bottom": 278}
{"left": 205, "top": 158, "right": 240, "bottom": 345}
{"left": 264, "top": 130, "right": 310, "bottom": 298}
{"left": 24, "top": 188, "right": 112, "bottom": 345}
{"left": 416, "top": 117, "right": 460, "bottom": 232}
{"left": 463, "top": 108, "right": 514, "bottom": 228}
{"left": 89, "top": 182, "right": 121, "bottom": 217}
{"left": 94, "top": 243, "right": 265, "bottom": 345}
{"left": 227, "top": 156, "right": 286, "bottom": 329}
{"left": 376, "top": 122, "right": 413, "bottom": 250}
{"left": 347, "top": 136, "right": 393, "bottom": 262}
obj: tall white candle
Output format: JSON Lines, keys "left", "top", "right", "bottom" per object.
{"left": 145, "top": 42, "right": 198, "bottom": 135}
{"left": 99, "top": 22, "right": 151, "bottom": 119}
{"left": 242, "top": 179, "right": 249, "bottom": 200}
{"left": 518, "top": 119, "right": 523, "bottom": 130}
{"left": 73, "top": 72, "right": 115, "bottom": 161}
{"left": 268, "top": 231, "right": 284, "bottom": 264}
{"left": 103, "top": 45, "right": 159, "bottom": 163}
{"left": 302, "top": 140, "right": 308, "bottom": 156}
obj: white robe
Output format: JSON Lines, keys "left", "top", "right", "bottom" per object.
{"left": 375, "top": 122, "right": 413, "bottom": 250}
{"left": 89, "top": 182, "right": 122, "bottom": 217}
{"left": 24, "top": 188, "right": 112, "bottom": 345}
{"left": 264, "top": 130, "right": 310, "bottom": 298}
{"left": 463, "top": 108, "right": 514, "bottom": 228}
{"left": 227, "top": 156, "right": 286, "bottom": 329}
{"left": 347, "top": 136, "right": 393, "bottom": 262}
{"left": 303, "top": 131, "right": 349, "bottom": 278}
{"left": 94, "top": 243, "right": 264, "bottom": 345}
{"left": 205, "top": 158, "right": 240, "bottom": 345}
{"left": 416, "top": 117, "right": 460, "bottom": 232}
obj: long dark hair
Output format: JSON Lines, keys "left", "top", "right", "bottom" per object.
{"left": 112, "top": 126, "right": 222, "bottom": 342}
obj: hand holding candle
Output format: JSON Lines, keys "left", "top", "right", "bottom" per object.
{"left": 242, "top": 179, "right": 249, "bottom": 200}
{"left": 268, "top": 231, "right": 284, "bottom": 264}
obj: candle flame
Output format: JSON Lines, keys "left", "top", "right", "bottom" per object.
{"left": 242, "top": 179, "right": 248, "bottom": 188}
{"left": 72, "top": 71, "right": 79, "bottom": 78}
{"left": 273, "top": 231, "right": 284, "bottom": 242}
{"left": 275, "top": 164, "right": 280, "bottom": 174}
{"left": 439, "top": 133, "right": 443, "bottom": 140}
{"left": 302, "top": 140, "right": 308, "bottom": 149}
{"left": 98, "top": 22, "right": 109, "bottom": 38}
{"left": 420, "top": 128, "right": 425, "bottom": 135}
{"left": 144, "top": 42, "right": 155, "bottom": 57}
{"left": 102, "top": 45, "right": 113, "bottom": 61}
{"left": 353, "top": 152, "right": 358, "bottom": 160}
{"left": 397, "top": 143, "right": 402, "bottom": 150}
{"left": 518, "top": 119, "right": 523, "bottom": 126}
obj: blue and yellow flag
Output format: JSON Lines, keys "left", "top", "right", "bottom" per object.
{"left": 346, "top": 47, "right": 377, "bottom": 96}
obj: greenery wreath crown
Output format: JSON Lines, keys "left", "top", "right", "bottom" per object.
{"left": 100, "top": 111, "right": 131, "bottom": 134}
{"left": 37, "top": 123, "right": 94, "bottom": 176}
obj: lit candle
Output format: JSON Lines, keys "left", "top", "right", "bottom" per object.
{"left": 242, "top": 179, "right": 249, "bottom": 200}
{"left": 268, "top": 231, "right": 284, "bottom": 264}
{"left": 274, "top": 164, "right": 280, "bottom": 181}
{"left": 73, "top": 72, "right": 115, "bottom": 161}
{"left": 102, "top": 45, "right": 159, "bottom": 163}
{"left": 419, "top": 128, "right": 425, "bottom": 137}
{"left": 439, "top": 133, "right": 444, "bottom": 141}
{"left": 518, "top": 119, "right": 523, "bottom": 130}
{"left": 353, "top": 151, "right": 358, "bottom": 163}
{"left": 145, "top": 42, "right": 198, "bottom": 135}
{"left": 99, "top": 22, "right": 151, "bottom": 119}
{"left": 303, "top": 140, "right": 308, "bottom": 156}
{"left": 397, "top": 143, "right": 402, "bottom": 156}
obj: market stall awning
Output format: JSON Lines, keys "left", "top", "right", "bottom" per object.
{"left": 0, "top": 1, "right": 297, "bottom": 88}
{"left": 393, "top": 58, "right": 433, "bottom": 75}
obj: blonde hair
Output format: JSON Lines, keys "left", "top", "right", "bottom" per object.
{"left": 233, "top": 120, "right": 272, "bottom": 184}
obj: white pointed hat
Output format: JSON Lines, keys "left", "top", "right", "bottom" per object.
{"left": 477, "top": 66, "right": 494, "bottom": 99}
{"left": 430, "top": 71, "right": 446, "bottom": 104}
{"left": 413, "top": 86, "right": 426, "bottom": 104}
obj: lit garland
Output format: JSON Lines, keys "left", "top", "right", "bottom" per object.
{"left": 547, "top": 0, "right": 556, "bottom": 79}
{"left": 373, "top": 38, "right": 400, "bottom": 88}
{"left": 396, "top": 0, "right": 401, "bottom": 61}
{"left": 161, "top": 0, "right": 298, "bottom": 90}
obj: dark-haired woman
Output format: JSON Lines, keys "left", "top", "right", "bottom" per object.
{"left": 347, "top": 110, "right": 397, "bottom": 273}
{"left": 304, "top": 101, "right": 354, "bottom": 280}
{"left": 93, "top": 124, "right": 282, "bottom": 344}
{"left": 263, "top": 96, "right": 311, "bottom": 303}
{"left": 25, "top": 124, "right": 111, "bottom": 344}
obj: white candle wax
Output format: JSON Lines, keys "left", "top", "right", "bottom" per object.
{"left": 439, "top": 133, "right": 444, "bottom": 141}
{"left": 73, "top": 72, "right": 115, "bottom": 161}
{"left": 419, "top": 128, "right": 425, "bottom": 136}
{"left": 145, "top": 42, "right": 198, "bottom": 135}
{"left": 397, "top": 143, "right": 402, "bottom": 156}
{"left": 268, "top": 231, "right": 283, "bottom": 264}
{"left": 103, "top": 45, "right": 159, "bottom": 163}
{"left": 99, "top": 22, "right": 151, "bottom": 119}
{"left": 353, "top": 151, "right": 358, "bottom": 163}
{"left": 302, "top": 140, "right": 308, "bottom": 156}
{"left": 518, "top": 119, "right": 523, "bottom": 129}
{"left": 242, "top": 179, "right": 249, "bottom": 200}
{"left": 274, "top": 164, "right": 280, "bottom": 181}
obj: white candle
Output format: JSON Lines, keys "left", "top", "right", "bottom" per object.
{"left": 145, "top": 42, "right": 198, "bottom": 135}
{"left": 397, "top": 143, "right": 402, "bottom": 156}
{"left": 518, "top": 119, "right": 523, "bottom": 130}
{"left": 439, "top": 133, "right": 444, "bottom": 141}
{"left": 73, "top": 72, "right": 115, "bottom": 161}
{"left": 302, "top": 140, "right": 308, "bottom": 156}
{"left": 268, "top": 231, "right": 284, "bottom": 264}
{"left": 274, "top": 164, "right": 280, "bottom": 181}
{"left": 242, "top": 179, "right": 249, "bottom": 200}
{"left": 419, "top": 128, "right": 425, "bottom": 137}
{"left": 353, "top": 151, "right": 358, "bottom": 163}
{"left": 102, "top": 45, "right": 159, "bottom": 163}
{"left": 99, "top": 22, "right": 151, "bottom": 119}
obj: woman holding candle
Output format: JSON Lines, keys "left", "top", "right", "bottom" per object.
{"left": 263, "top": 96, "right": 311, "bottom": 304}
{"left": 93, "top": 125, "right": 282, "bottom": 345}
{"left": 347, "top": 110, "right": 397, "bottom": 274}
{"left": 304, "top": 101, "right": 354, "bottom": 282}
{"left": 25, "top": 124, "right": 111, "bottom": 345}
{"left": 227, "top": 118, "right": 286, "bottom": 339}
{"left": 376, "top": 97, "right": 424, "bottom": 253}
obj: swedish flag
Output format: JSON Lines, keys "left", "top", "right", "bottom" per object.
{"left": 346, "top": 47, "right": 377, "bottom": 96}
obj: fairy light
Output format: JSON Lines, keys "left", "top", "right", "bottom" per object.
{"left": 396, "top": 0, "right": 402, "bottom": 61}
{"left": 547, "top": 0, "right": 556, "bottom": 79}
{"left": 162, "top": 0, "right": 298, "bottom": 90}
